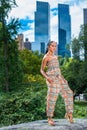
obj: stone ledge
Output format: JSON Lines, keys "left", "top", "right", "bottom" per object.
{"left": 0, "top": 119, "right": 87, "bottom": 130}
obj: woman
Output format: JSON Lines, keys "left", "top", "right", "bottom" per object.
{"left": 40, "top": 41, "right": 74, "bottom": 126}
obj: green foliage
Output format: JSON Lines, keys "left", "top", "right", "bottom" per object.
{"left": 19, "top": 49, "right": 42, "bottom": 75}
{"left": 0, "top": 0, "right": 17, "bottom": 21}
{"left": 0, "top": 74, "right": 87, "bottom": 127}
{"left": 0, "top": 40, "right": 24, "bottom": 92}
{"left": 60, "top": 58, "right": 87, "bottom": 96}
{"left": 0, "top": 74, "right": 65, "bottom": 127}
{"left": 74, "top": 101, "right": 87, "bottom": 118}
{"left": 0, "top": 76, "right": 47, "bottom": 127}
{"left": 0, "top": 0, "right": 23, "bottom": 92}
{"left": 71, "top": 38, "right": 80, "bottom": 60}
{"left": 79, "top": 25, "right": 87, "bottom": 60}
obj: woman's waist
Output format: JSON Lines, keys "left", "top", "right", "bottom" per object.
{"left": 46, "top": 71, "right": 59, "bottom": 77}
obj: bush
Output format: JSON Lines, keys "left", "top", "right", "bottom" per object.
{"left": 0, "top": 82, "right": 66, "bottom": 127}
{"left": 0, "top": 74, "right": 87, "bottom": 127}
{"left": 74, "top": 101, "right": 87, "bottom": 118}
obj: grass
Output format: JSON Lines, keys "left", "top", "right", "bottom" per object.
{"left": 74, "top": 100, "right": 87, "bottom": 118}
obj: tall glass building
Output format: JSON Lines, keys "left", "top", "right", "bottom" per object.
{"left": 41, "top": 42, "right": 45, "bottom": 54}
{"left": 83, "top": 8, "right": 87, "bottom": 24}
{"left": 58, "top": 4, "right": 71, "bottom": 57}
{"left": 34, "top": 1, "right": 50, "bottom": 53}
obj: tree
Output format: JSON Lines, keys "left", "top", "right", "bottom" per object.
{"left": 61, "top": 58, "right": 87, "bottom": 97}
{"left": 0, "top": 0, "right": 23, "bottom": 92}
{"left": 19, "top": 49, "right": 42, "bottom": 75}
{"left": 79, "top": 25, "right": 87, "bottom": 61}
{"left": 71, "top": 38, "right": 80, "bottom": 60}
{"left": 77, "top": 61, "right": 87, "bottom": 94}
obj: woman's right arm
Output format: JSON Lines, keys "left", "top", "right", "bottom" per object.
{"left": 40, "top": 56, "right": 48, "bottom": 79}
{"left": 40, "top": 57, "right": 53, "bottom": 83}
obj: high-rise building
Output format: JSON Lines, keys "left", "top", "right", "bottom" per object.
{"left": 41, "top": 42, "right": 45, "bottom": 54}
{"left": 83, "top": 8, "right": 87, "bottom": 24}
{"left": 24, "top": 38, "right": 31, "bottom": 50}
{"left": 58, "top": 4, "right": 71, "bottom": 57}
{"left": 17, "top": 33, "right": 24, "bottom": 50}
{"left": 34, "top": 1, "right": 50, "bottom": 53}
{"left": 83, "top": 8, "right": 87, "bottom": 60}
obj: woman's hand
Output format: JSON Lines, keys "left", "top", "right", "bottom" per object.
{"left": 46, "top": 77, "right": 54, "bottom": 84}
{"left": 58, "top": 75, "right": 67, "bottom": 84}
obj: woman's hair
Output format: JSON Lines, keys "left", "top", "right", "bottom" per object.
{"left": 45, "top": 41, "right": 56, "bottom": 54}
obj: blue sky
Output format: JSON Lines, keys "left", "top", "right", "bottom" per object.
{"left": 9, "top": 0, "right": 87, "bottom": 42}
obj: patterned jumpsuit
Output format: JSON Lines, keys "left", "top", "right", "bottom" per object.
{"left": 46, "top": 57, "right": 73, "bottom": 118}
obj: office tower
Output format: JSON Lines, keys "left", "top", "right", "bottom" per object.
{"left": 24, "top": 38, "right": 31, "bottom": 50}
{"left": 58, "top": 4, "right": 71, "bottom": 57}
{"left": 17, "top": 33, "right": 24, "bottom": 50}
{"left": 83, "top": 8, "right": 87, "bottom": 24}
{"left": 83, "top": 8, "right": 87, "bottom": 60}
{"left": 35, "top": 1, "right": 50, "bottom": 53}
{"left": 41, "top": 42, "right": 45, "bottom": 54}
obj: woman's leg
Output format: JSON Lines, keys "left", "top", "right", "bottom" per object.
{"left": 46, "top": 90, "right": 58, "bottom": 125}
{"left": 46, "top": 91, "right": 58, "bottom": 117}
{"left": 60, "top": 80, "right": 74, "bottom": 123}
{"left": 46, "top": 81, "right": 60, "bottom": 125}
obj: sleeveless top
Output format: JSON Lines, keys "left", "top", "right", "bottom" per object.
{"left": 46, "top": 58, "right": 61, "bottom": 77}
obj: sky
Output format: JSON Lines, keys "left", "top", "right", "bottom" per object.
{"left": 9, "top": 0, "right": 87, "bottom": 42}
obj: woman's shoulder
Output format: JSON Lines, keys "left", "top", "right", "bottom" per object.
{"left": 43, "top": 54, "right": 58, "bottom": 63}
{"left": 43, "top": 54, "right": 49, "bottom": 61}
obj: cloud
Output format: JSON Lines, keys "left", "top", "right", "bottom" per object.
{"left": 23, "top": 30, "right": 34, "bottom": 42}
{"left": 70, "top": 0, "right": 87, "bottom": 38}
{"left": 19, "top": 17, "right": 34, "bottom": 31}
{"left": 9, "top": 0, "right": 36, "bottom": 19}
{"left": 51, "top": 8, "right": 58, "bottom": 16}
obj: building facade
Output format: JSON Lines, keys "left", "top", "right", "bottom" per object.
{"left": 24, "top": 38, "right": 31, "bottom": 50}
{"left": 83, "top": 8, "right": 87, "bottom": 24}
{"left": 34, "top": 1, "right": 50, "bottom": 53}
{"left": 17, "top": 33, "right": 24, "bottom": 50}
{"left": 58, "top": 4, "right": 71, "bottom": 57}
{"left": 83, "top": 8, "right": 87, "bottom": 60}
{"left": 41, "top": 42, "right": 45, "bottom": 54}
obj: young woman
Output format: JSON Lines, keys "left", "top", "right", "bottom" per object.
{"left": 40, "top": 41, "right": 74, "bottom": 126}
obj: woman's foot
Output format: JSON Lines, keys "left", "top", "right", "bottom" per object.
{"left": 65, "top": 113, "right": 74, "bottom": 123}
{"left": 48, "top": 117, "right": 55, "bottom": 126}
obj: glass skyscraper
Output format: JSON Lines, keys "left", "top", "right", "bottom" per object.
{"left": 84, "top": 8, "right": 87, "bottom": 24}
{"left": 35, "top": 1, "right": 50, "bottom": 53}
{"left": 58, "top": 4, "right": 71, "bottom": 57}
{"left": 41, "top": 42, "right": 45, "bottom": 54}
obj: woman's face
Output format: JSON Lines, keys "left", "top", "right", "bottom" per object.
{"left": 48, "top": 42, "right": 57, "bottom": 53}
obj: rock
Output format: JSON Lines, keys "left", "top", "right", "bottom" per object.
{"left": 0, "top": 119, "right": 87, "bottom": 130}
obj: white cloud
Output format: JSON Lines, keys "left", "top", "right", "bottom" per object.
{"left": 70, "top": 0, "right": 87, "bottom": 39}
{"left": 23, "top": 30, "right": 34, "bottom": 42}
{"left": 9, "top": 0, "right": 36, "bottom": 19}
{"left": 70, "top": 4, "right": 83, "bottom": 38}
